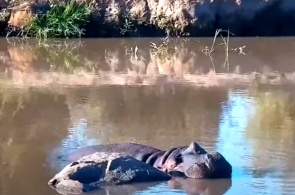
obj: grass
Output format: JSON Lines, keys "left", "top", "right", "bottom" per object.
{"left": 26, "top": 1, "right": 92, "bottom": 39}
{"left": 201, "top": 29, "right": 234, "bottom": 72}
{"left": 3, "top": 0, "right": 186, "bottom": 39}
{"left": 3, "top": 0, "right": 235, "bottom": 40}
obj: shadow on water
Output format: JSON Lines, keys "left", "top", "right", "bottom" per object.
{"left": 0, "top": 37, "right": 295, "bottom": 195}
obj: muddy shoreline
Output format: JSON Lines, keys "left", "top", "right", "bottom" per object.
{"left": 1, "top": 0, "right": 295, "bottom": 37}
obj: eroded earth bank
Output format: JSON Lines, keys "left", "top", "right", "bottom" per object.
{"left": 1, "top": 0, "right": 295, "bottom": 37}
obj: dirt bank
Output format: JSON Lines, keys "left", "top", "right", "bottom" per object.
{"left": 1, "top": 0, "right": 295, "bottom": 37}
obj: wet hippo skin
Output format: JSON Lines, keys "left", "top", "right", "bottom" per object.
{"left": 63, "top": 142, "right": 232, "bottom": 179}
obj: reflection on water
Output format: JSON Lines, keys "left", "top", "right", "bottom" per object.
{"left": 217, "top": 90, "right": 255, "bottom": 180}
{"left": 1, "top": 37, "right": 295, "bottom": 88}
{"left": 1, "top": 38, "right": 295, "bottom": 195}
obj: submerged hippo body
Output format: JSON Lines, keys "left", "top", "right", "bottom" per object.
{"left": 49, "top": 153, "right": 172, "bottom": 194}
{"left": 63, "top": 142, "right": 232, "bottom": 179}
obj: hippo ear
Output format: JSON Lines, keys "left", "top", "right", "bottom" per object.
{"left": 70, "top": 161, "right": 79, "bottom": 167}
{"left": 183, "top": 142, "right": 206, "bottom": 154}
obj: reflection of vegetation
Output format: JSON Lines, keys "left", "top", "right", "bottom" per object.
{"left": 0, "top": 86, "right": 70, "bottom": 194}
{"left": 0, "top": 86, "right": 38, "bottom": 180}
{"left": 32, "top": 41, "right": 96, "bottom": 73}
{"left": 3, "top": 36, "right": 246, "bottom": 81}
{"left": 247, "top": 91, "right": 295, "bottom": 133}
{"left": 63, "top": 85, "right": 227, "bottom": 145}
{"left": 148, "top": 29, "right": 238, "bottom": 70}
{"left": 0, "top": 84, "right": 32, "bottom": 120}
{"left": 245, "top": 90, "right": 295, "bottom": 170}
{"left": 27, "top": 1, "right": 92, "bottom": 39}
{"left": 149, "top": 36, "right": 177, "bottom": 61}
{"left": 201, "top": 29, "right": 234, "bottom": 72}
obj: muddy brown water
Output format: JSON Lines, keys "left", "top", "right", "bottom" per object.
{"left": 1, "top": 37, "right": 295, "bottom": 195}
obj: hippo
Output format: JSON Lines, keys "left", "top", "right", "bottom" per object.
{"left": 48, "top": 152, "right": 172, "bottom": 194}
{"left": 60, "top": 141, "right": 232, "bottom": 179}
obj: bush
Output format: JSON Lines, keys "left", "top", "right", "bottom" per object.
{"left": 27, "top": 1, "right": 91, "bottom": 39}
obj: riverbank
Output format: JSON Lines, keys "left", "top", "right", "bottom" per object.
{"left": 1, "top": 0, "right": 295, "bottom": 38}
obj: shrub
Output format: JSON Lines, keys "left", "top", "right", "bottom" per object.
{"left": 27, "top": 1, "right": 91, "bottom": 39}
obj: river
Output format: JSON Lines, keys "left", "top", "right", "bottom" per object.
{"left": 0, "top": 37, "right": 295, "bottom": 195}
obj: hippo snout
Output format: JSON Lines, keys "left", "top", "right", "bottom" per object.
{"left": 179, "top": 152, "right": 232, "bottom": 179}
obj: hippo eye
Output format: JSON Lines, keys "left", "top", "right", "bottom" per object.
{"left": 175, "top": 153, "right": 182, "bottom": 159}
{"left": 175, "top": 154, "right": 183, "bottom": 163}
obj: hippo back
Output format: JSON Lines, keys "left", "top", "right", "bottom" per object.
{"left": 66, "top": 143, "right": 163, "bottom": 162}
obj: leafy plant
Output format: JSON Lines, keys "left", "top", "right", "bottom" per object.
{"left": 27, "top": 1, "right": 92, "bottom": 39}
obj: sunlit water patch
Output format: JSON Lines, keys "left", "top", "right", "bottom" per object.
{"left": 48, "top": 118, "right": 101, "bottom": 172}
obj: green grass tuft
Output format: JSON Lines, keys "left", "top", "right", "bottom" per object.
{"left": 27, "top": 1, "right": 92, "bottom": 39}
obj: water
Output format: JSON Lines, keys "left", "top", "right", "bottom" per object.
{"left": 0, "top": 37, "right": 295, "bottom": 195}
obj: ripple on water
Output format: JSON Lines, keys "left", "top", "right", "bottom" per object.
{"left": 280, "top": 177, "right": 295, "bottom": 195}
{"left": 47, "top": 118, "right": 101, "bottom": 172}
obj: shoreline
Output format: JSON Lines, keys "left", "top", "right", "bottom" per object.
{"left": 1, "top": 0, "right": 295, "bottom": 38}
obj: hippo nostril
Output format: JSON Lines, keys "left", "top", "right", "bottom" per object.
{"left": 48, "top": 178, "right": 58, "bottom": 186}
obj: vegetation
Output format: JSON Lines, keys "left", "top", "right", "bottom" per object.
{"left": 1, "top": 0, "right": 294, "bottom": 38}
{"left": 27, "top": 1, "right": 92, "bottom": 39}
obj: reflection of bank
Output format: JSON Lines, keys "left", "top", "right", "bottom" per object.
{"left": 0, "top": 89, "right": 70, "bottom": 195}
{"left": 216, "top": 89, "right": 295, "bottom": 195}
{"left": 60, "top": 85, "right": 228, "bottom": 150}
{"left": 244, "top": 89, "right": 295, "bottom": 194}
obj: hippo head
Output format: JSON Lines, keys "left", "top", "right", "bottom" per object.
{"left": 158, "top": 142, "right": 232, "bottom": 179}
{"left": 181, "top": 152, "right": 233, "bottom": 179}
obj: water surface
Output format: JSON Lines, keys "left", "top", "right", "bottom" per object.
{"left": 1, "top": 37, "right": 295, "bottom": 195}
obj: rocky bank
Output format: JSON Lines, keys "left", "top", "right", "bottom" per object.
{"left": 1, "top": 0, "right": 295, "bottom": 37}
